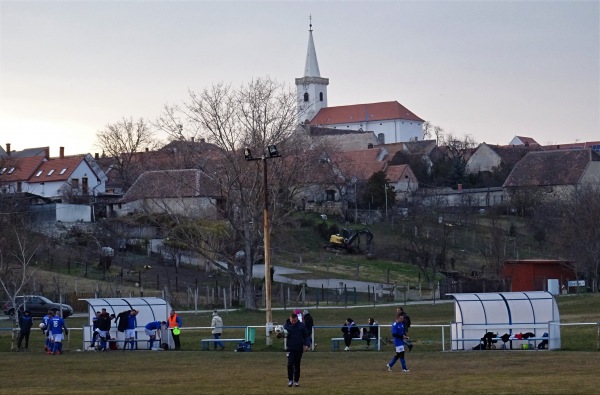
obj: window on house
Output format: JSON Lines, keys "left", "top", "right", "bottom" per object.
{"left": 378, "top": 133, "right": 385, "bottom": 144}
{"left": 8, "top": 168, "right": 14, "bottom": 174}
{"left": 17, "top": 182, "right": 22, "bottom": 192}
{"left": 82, "top": 177, "right": 89, "bottom": 194}
{"left": 325, "top": 190, "right": 335, "bottom": 201}
{"left": 59, "top": 168, "right": 67, "bottom": 175}
{"left": 0, "top": 168, "right": 5, "bottom": 174}
{"left": 319, "top": 92, "right": 323, "bottom": 101}
{"left": 47, "top": 169, "right": 55, "bottom": 176}
{"left": 35, "top": 170, "right": 43, "bottom": 177}
{"left": 71, "top": 178, "right": 79, "bottom": 188}
{"left": 304, "top": 92, "right": 309, "bottom": 102}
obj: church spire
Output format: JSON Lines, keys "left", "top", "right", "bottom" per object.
{"left": 296, "top": 16, "right": 328, "bottom": 124}
{"left": 304, "top": 15, "right": 321, "bottom": 77}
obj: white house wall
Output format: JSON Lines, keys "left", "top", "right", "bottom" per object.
{"left": 55, "top": 203, "right": 92, "bottom": 222}
{"left": 322, "top": 119, "right": 423, "bottom": 144}
{"left": 466, "top": 144, "right": 502, "bottom": 174}
{"left": 27, "top": 162, "right": 106, "bottom": 199}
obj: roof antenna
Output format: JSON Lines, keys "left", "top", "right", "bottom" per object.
{"left": 309, "top": 14, "right": 312, "bottom": 32}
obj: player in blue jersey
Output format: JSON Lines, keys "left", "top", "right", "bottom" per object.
{"left": 386, "top": 313, "right": 410, "bottom": 372}
{"left": 123, "top": 310, "right": 138, "bottom": 350}
{"left": 41, "top": 310, "right": 54, "bottom": 352}
{"left": 145, "top": 321, "right": 167, "bottom": 350}
{"left": 48, "top": 314, "right": 69, "bottom": 355}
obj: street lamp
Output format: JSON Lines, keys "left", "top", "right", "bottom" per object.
{"left": 244, "top": 144, "right": 281, "bottom": 346}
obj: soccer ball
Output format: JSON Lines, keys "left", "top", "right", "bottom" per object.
{"left": 39, "top": 323, "right": 46, "bottom": 330}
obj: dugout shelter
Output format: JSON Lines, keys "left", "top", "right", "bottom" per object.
{"left": 80, "top": 297, "right": 174, "bottom": 350}
{"left": 449, "top": 291, "right": 561, "bottom": 350}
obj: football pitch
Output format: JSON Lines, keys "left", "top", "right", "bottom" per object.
{"left": 1, "top": 296, "right": 599, "bottom": 394}
{"left": 0, "top": 349, "right": 598, "bottom": 394}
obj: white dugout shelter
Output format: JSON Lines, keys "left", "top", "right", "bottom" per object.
{"left": 449, "top": 292, "right": 561, "bottom": 350}
{"left": 80, "top": 297, "right": 174, "bottom": 349}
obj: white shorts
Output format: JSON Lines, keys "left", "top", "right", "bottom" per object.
{"left": 125, "top": 329, "right": 135, "bottom": 338}
{"left": 98, "top": 330, "right": 108, "bottom": 339}
{"left": 52, "top": 334, "right": 64, "bottom": 343}
{"left": 395, "top": 345, "right": 405, "bottom": 353}
{"left": 145, "top": 329, "right": 156, "bottom": 337}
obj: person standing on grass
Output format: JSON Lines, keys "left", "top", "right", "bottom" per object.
{"left": 48, "top": 313, "right": 69, "bottom": 355}
{"left": 122, "top": 309, "right": 138, "bottom": 351}
{"left": 145, "top": 321, "right": 167, "bottom": 349}
{"left": 17, "top": 310, "right": 33, "bottom": 351}
{"left": 211, "top": 311, "right": 225, "bottom": 350}
{"left": 303, "top": 309, "right": 315, "bottom": 349}
{"left": 397, "top": 306, "right": 413, "bottom": 351}
{"left": 42, "top": 310, "right": 54, "bottom": 352}
{"left": 387, "top": 314, "right": 409, "bottom": 372}
{"left": 283, "top": 312, "right": 310, "bottom": 387}
{"left": 168, "top": 310, "right": 183, "bottom": 350}
{"left": 97, "top": 308, "right": 113, "bottom": 351}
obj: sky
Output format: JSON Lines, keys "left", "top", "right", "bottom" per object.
{"left": 1, "top": 0, "right": 598, "bottom": 156}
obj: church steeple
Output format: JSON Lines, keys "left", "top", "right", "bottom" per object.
{"left": 304, "top": 17, "right": 321, "bottom": 77}
{"left": 296, "top": 16, "right": 329, "bottom": 124}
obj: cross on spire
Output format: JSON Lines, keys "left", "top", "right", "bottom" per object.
{"left": 309, "top": 15, "right": 312, "bottom": 32}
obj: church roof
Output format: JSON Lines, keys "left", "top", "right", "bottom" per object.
{"left": 310, "top": 101, "right": 424, "bottom": 125}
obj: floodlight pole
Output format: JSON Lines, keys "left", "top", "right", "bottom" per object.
{"left": 262, "top": 156, "right": 273, "bottom": 346}
{"left": 245, "top": 145, "right": 280, "bottom": 346}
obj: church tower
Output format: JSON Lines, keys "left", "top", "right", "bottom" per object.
{"left": 296, "top": 18, "right": 329, "bottom": 124}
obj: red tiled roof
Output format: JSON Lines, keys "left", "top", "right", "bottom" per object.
{"left": 514, "top": 136, "right": 539, "bottom": 145}
{"left": 330, "top": 148, "right": 387, "bottom": 180}
{"left": 386, "top": 164, "right": 409, "bottom": 182}
{"left": 28, "top": 155, "right": 86, "bottom": 183}
{"left": 310, "top": 101, "right": 424, "bottom": 125}
{"left": 0, "top": 156, "right": 46, "bottom": 182}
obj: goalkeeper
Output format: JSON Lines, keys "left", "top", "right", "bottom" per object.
{"left": 283, "top": 312, "right": 310, "bottom": 388}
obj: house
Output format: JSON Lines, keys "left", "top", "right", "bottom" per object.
{"left": 113, "top": 169, "right": 222, "bottom": 218}
{"left": 25, "top": 148, "right": 107, "bottom": 202}
{"left": 503, "top": 149, "right": 600, "bottom": 201}
{"left": 0, "top": 143, "right": 48, "bottom": 159}
{"left": 509, "top": 136, "right": 539, "bottom": 146}
{"left": 385, "top": 164, "right": 418, "bottom": 201}
{"left": 502, "top": 260, "right": 575, "bottom": 292}
{"left": 466, "top": 143, "right": 542, "bottom": 175}
{"left": 0, "top": 155, "right": 47, "bottom": 194}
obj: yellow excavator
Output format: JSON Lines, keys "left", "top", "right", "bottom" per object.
{"left": 324, "top": 228, "right": 374, "bottom": 254}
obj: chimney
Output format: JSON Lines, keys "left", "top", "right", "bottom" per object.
{"left": 95, "top": 153, "right": 99, "bottom": 159}
{"left": 200, "top": 138, "right": 205, "bottom": 143}
{"left": 145, "top": 147, "right": 149, "bottom": 152}
{"left": 6, "top": 143, "right": 10, "bottom": 157}
{"left": 457, "top": 184, "right": 463, "bottom": 192}
{"left": 60, "top": 146, "right": 64, "bottom": 159}
{"left": 191, "top": 136, "right": 195, "bottom": 143}
{"left": 45, "top": 147, "right": 50, "bottom": 159}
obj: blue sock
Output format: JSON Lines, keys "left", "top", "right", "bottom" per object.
{"left": 401, "top": 359, "right": 407, "bottom": 370}
{"left": 149, "top": 339, "right": 154, "bottom": 349}
{"left": 389, "top": 356, "right": 398, "bottom": 367}
{"left": 130, "top": 341, "right": 135, "bottom": 350}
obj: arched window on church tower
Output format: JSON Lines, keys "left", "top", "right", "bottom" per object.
{"left": 304, "top": 92, "right": 309, "bottom": 102}
{"left": 378, "top": 133, "right": 385, "bottom": 144}
{"left": 319, "top": 92, "right": 323, "bottom": 101}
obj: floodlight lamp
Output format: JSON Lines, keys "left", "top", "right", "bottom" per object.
{"left": 244, "top": 148, "right": 253, "bottom": 161}
{"left": 267, "top": 145, "right": 280, "bottom": 158}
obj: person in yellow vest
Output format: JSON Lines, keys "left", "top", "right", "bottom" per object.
{"left": 168, "top": 310, "right": 183, "bottom": 350}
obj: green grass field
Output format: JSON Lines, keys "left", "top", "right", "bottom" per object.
{"left": 1, "top": 295, "right": 599, "bottom": 394}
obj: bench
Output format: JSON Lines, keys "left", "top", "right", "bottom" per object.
{"left": 84, "top": 339, "right": 153, "bottom": 350}
{"left": 331, "top": 337, "right": 378, "bottom": 351}
{"left": 201, "top": 338, "right": 244, "bottom": 351}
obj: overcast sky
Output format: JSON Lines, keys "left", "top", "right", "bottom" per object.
{"left": 1, "top": 0, "right": 598, "bottom": 156}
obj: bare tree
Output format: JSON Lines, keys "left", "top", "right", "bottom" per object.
{"left": 95, "top": 117, "right": 161, "bottom": 191}
{"left": 153, "top": 77, "right": 319, "bottom": 310}
{"left": 556, "top": 182, "right": 600, "bottom": 291}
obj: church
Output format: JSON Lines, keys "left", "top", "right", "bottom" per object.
{"left": 295, "top": 22, "right": 425, "bottom": 145}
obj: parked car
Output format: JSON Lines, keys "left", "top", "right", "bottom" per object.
{"left": 2, "top": 295, "right": 74, "bottom": 318}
